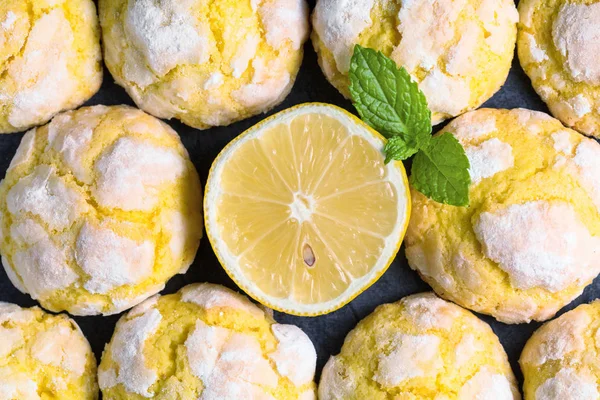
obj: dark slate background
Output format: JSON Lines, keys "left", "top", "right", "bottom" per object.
{"left": 1, "top": 0, "right": 599, "bottom": 395}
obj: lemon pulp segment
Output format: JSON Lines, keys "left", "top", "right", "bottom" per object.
{"left": 205, "top": 104, "right": 410, "bottom": 315}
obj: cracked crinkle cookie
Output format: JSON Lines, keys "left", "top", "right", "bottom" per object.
{"left": 520, "top": 301, "right": 600, "bottom": 399}
{"left": 0, "top": 0, "right": 102, "bottom": 134}
{"left": 406, "top": 108, "right": 600, "bottom": 324}
{"left": 98, "top": 283, "right": 318, "bottom": 399}
{"left": 0, "top": 105, "right": 204, "bottom": 316}
{"left": 318, "top": 293, "right": 520, "bottom": 400}
{"left": 0, "top": 302, "right": 98, "bottom": 399}
{"left": 518, "top": 0, "right": 600, "bottom": 137}
{"left": 98, "top": 0, "right": 309, "bottom": 130}
{"left": 311, "top": 0, "right": 518, "bottom": 124}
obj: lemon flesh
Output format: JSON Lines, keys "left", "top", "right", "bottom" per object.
{"left": 205, "top": 103, "right": 410, "bottom": 315}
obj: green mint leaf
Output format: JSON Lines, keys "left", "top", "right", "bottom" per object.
{"left": 409, "top": 133, "right": 471, "bottom": 207}
{"left": 384, "top": 136, "right": 418, "bottom": 163}
{"left": 349, "top": 45, "right": 431, "bottom": 154}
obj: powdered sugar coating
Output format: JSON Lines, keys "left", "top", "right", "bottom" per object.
{"left": 231, "top": 34, "right": 261, "bottom": 79}
{"left": 217, "top": 333, "right": 274, "bottom": 384}
{"left": 402, "top": 292, "right": 461, "bottom": 330}
{"left": 125, "top": 0, "right": 210, "bottom": 80}
{"left": 269, "top": 324, "right": 317, "bottom": 386}
{"left": 570, "top": 139, "right": 600, "bottom": 211}
{"left": 312, "top": 0, "right": 375, "bottom": 73}
{"left": 0, "top": 326, "right": 23, "bottom": 358}
{"left": 233, "top": 55, "right": 294, "bottom": 112}
{"left": 521, "top": 308, "right": 590, "bottom": 366}
{"left": 524, "top": 33, "right": 548, "bottom": 63}
{"left": 452, "top": 113, "right": 497, "bottom": 142}
{"left": 419, "top": 69, "right": 471, "bottom": 117}
{"left": 536, "top": 368, "right": 598, "bottom": 400}
{"left": 259, "top": 0, "right": 309, "bottom": 51}
{"left": 99, "top": 308, "right": 162, "bottom": 396}
{"left": 552, "top": 3, "right": 600, "bottom": 85}
{"left": 76, "top": 221, "right": 155, "bottom": 294}
{"left": 551, "top": 130, "right": 573, "bottom": 155}
{"left": 1, "top": 11, "right": 16, "bottom": 30}
{"left": 94, "top": 136, "right": 186, "bottom": 211}
{"left": 180, "top": 283, "right": 264, "bottom": 318}
{"left": 466, "top": 138, "right": 514, "bottom": 183}
{"left": 31, "top": 324, "right": 89, "bottom": 376}
{"left": 0, "top": 302, "right": 35, "bottom": 324}
{"left": 6, "top": 165, "right": 89, "bottom": 230}
{"left": 204, "top": 73, "right": 224, "bottom": 90}
{"left": 185, "top": 320, "right": 231, "bottom": 384}
{"left": 45, "top": 106, "right": 108, "bottom": 184}
{"left": 186, "top": 323, "right": 279, "bottom": 398}
{"left": 458, "top": 368, "right": 514, "bottom": 399}
{"left": 318, "top": 356, "right": 356, "bottom": 399}
{"left": 394, "top": 0, "right": 466, "bottom": 71}
{"left": 510, "top": 108, "right": 554, "bottom": 132}
{"left": 374, "top": 334, "right": 443, "bottom": 386}
{"left": 0, "top": 368, "right": 40, "bottom": 400}
{"left": 8, "top": 223, "right": 78, "bottom": 300}
{"left": 562, "top": 95, "right": 592, "bottom": 120}
{"left": 161, "top": 210, "right": 192, "bottom": 266}
{"left": 474, "top": 201, "right": 600, "bottom": 292}
{"left": 455, "top": 333, "right": 483, "bottom": 368}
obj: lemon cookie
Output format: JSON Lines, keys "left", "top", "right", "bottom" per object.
{"left": 99, "top": 0, "right": 309, "bottom": 130}
{"left": 312, "top": 0, "right": 518, "bottom": 124}
{"left": 518, "top": 0, "right": 600, "bottom": 137}
{"left": 0, "top": 0, "right": 102, "bottom": 134}
{"left": 0, "top": 105, "right": 203, "bottom": 316}
{"left": 0, "top": 302, "right": 98, "bottom": 399}
{"left": 98, "top": 283, "right": 317, "bottom": 399}
{"left": 406, "top": 108, "right": 600, "bottom": 324}
{"left": 521, "top": 301, "right": 600, "bottom": 399}
{"left": 318, "top": 292, "right": 520, "bottom": 399}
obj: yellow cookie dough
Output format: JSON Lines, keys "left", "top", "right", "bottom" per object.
{"left": 318, "top": 292, "right": 520, "bottom": 399}
{"left": 99, "top": 283, "right": 317, "bottom": 399}
{"left": 406, "top": 108, "right": 600, "bottom": 324}
{"left": 312, "top": 0, "right": 518, "bottom": 124}
{"left": 0, "top": 0, "right": 102, "bottom": 134}
{"left": 518, "top": 0, "right": 600, "bottom": 137}
{"left": 99, "top": 0, "right": 309, "bottom": 130}
{"left": 0, "top": 302, "right": 98, "bottom": 399}
{"left": 0, "top": 105, "right": 203, "bottom": 316}
{"left": 521, "top": 301, "right": 600, "bottom": 399}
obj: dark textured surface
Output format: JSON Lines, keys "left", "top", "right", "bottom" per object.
{"left": 1, "top": 0, "right": 599, "bottom": 395}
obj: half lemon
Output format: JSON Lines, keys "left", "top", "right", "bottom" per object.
{"left": 205, "top": 103, "right": 411, "bottom": 315}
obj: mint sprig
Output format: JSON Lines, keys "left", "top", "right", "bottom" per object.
{"left": 348, "top": 45, "right": 471, "bottom": 207}
{"left": 349, "top": 45, "right": 431, "bottom": 150}
{"left": 410, "top": 133, "right": 471, "bottom": 207}
{"left": 384, "top": 136, "right": 418, "bottom": 163}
